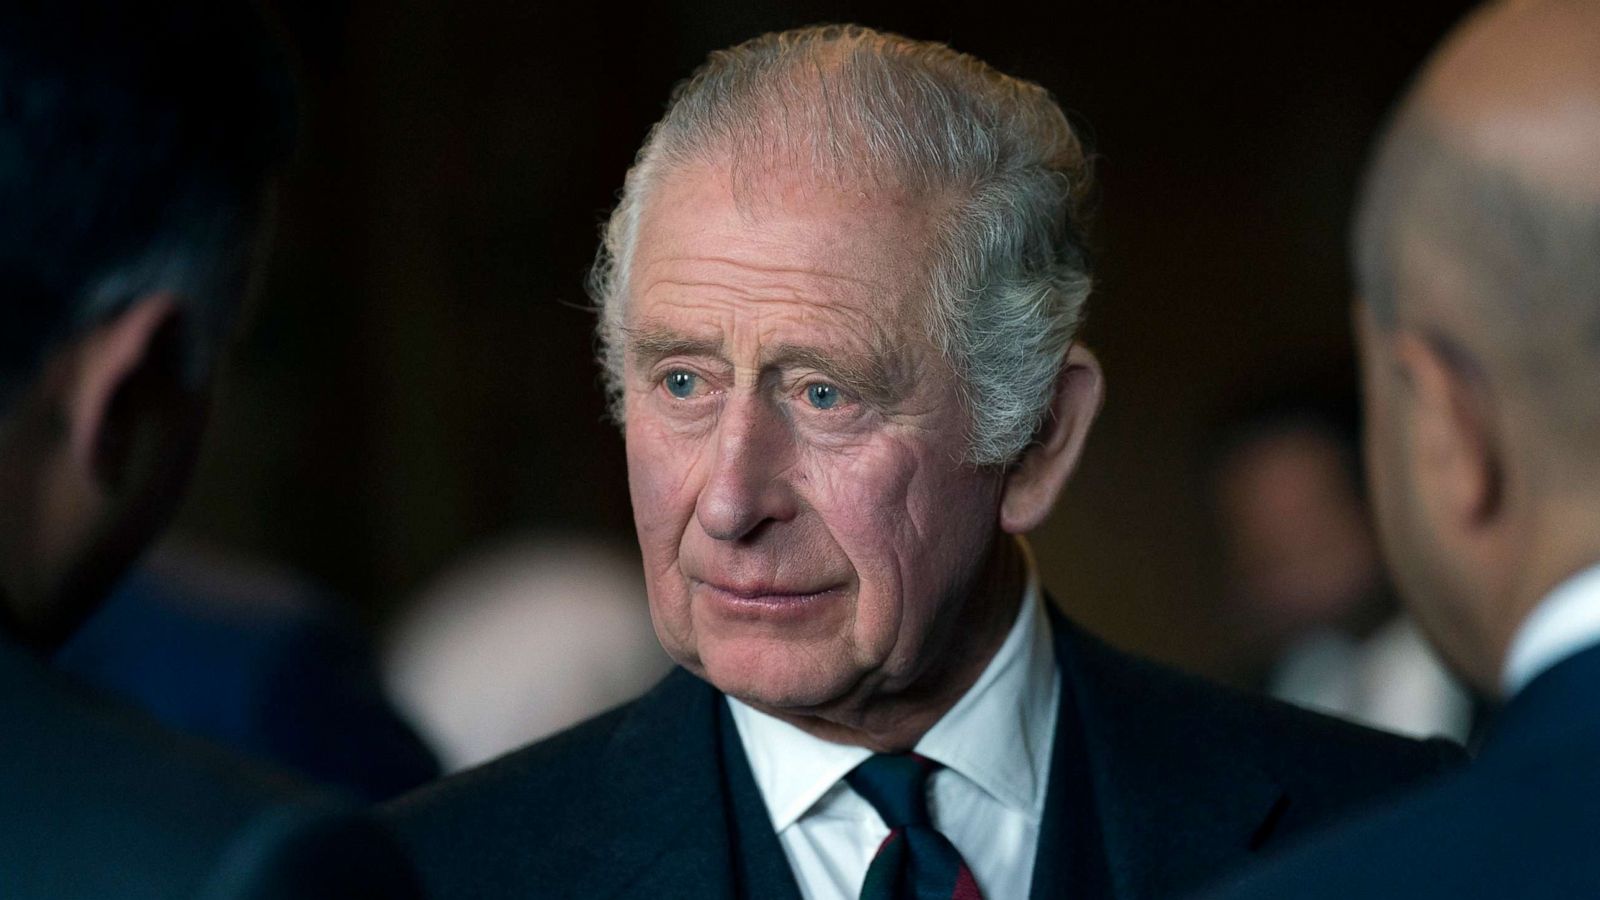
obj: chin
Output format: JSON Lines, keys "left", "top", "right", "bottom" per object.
{"left": 696, "top": 634, "right": 862, "bottom": 711}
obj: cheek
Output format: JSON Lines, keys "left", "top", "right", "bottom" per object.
{"left": 800, "top": 441, "right": 916, "bottom": 559}
{"left": 626, "top": 413, "right": 713, "bottom": 663}
{"left": 801, "top": 438, "right": 999, "bottom": 621}
{"left": 625, "top": 415, "right": 705, "bottom": 564}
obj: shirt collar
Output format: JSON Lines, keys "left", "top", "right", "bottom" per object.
{"left": 728, "top": 537, "right": 1059, "bottom": 830}
{"left": 727, "top": 695, "right": 872, "bottom": 832}
{"left": 1502, "top": 560, "right": 1600, "bottom": 697}
{"left": 917, "top": 540, "right": 1057, "bottom": 819}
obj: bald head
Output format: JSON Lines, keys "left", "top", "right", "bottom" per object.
{"left": 1354, "top": 0, "right": 1600, "bottom": 443}
{"left": 1350, "top": 1, "right": 1600, "bottom": 692}
{"left": 1421, "top": 0, "right": 1600, "bottom": 198}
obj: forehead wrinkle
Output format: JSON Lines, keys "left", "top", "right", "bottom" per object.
{"left": 640, "top": 253, "right": 884, "bottom": 291}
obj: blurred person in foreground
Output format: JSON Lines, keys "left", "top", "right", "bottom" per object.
{"left": 1209, "top": 389, "right": 1471, "bottom": 741}
{"left": 0, "top": 3, "right": 417, "bottom": 896}
{"left": 1197, "top": 0, "right": 1600, "bottom": 896}
{"left": 387, "top": 26, "right": 1462, "bottom": 899}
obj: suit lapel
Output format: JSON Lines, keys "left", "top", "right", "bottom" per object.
{"left": 575, "top": 668, "right": 803, "bottom": 900}
{"left": 1029, "top": 612, "right": 1113, "bottom": 900}
{"left": 1039, "top": 601, "right": 1284, "bottom": 900}
{"left": 718, "top": 700, "right": 805, "bottom": 900}
{"left": 575, "top": 669, "right": 740, "bottom": 900}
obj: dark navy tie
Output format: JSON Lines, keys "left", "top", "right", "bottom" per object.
{"left": 845, "top": 753, "right": 983, "bottom": 900}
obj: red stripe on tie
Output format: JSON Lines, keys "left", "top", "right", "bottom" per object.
{"left": 952, "top": 864, "right": 983, "bottom": 900}
{"left": 875, "top": 827, "right": 902, "bottom": 855}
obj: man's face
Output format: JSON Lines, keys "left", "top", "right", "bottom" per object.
{"left": 620, "top": 164, "right": 1005, "bottom": 712}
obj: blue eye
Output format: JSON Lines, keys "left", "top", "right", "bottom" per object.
{"left": 806, "top": 383, "right": 841, "bottom": 410}
{"left": 664, "top": 370, "right": 698, "bottom": 399}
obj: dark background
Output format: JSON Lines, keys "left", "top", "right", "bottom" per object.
{"left": 176, "top": 1, "right": 1474, "bottom": 682}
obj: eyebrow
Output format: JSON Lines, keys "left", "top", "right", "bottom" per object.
{"left": 624, "top": 324, "right": 909, "bottom": 408}
{"left": 625, "top": 329, "right": 723, "bottom": 370}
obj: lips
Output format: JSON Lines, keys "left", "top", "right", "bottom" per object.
{"left": 695, "top": 579, "right": 840, "bottom": 601}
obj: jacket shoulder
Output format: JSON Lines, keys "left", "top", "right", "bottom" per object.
{"left": 382, "top": 699, "right": 633, "bottom": 841}
{"left": 0, "top": 640, "right": 418, "bottom": 899}
{"left": 383, "top": 667, "right": 730, "bottom": 899}
{"left": 1196, "top": 740, "right": 1600, "bottom": 899}
{"left": 1060, "top": 619, "right": 1464, "bottom": 833}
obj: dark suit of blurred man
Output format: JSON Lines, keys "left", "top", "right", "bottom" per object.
{"left": 1197, "top": 1, "right": 1600, "bottom": 897}
{"left": 0, "top": 3, "right": 417, "bottom": 897}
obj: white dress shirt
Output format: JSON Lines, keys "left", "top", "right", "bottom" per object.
{"left": 728, "top": 552, "right": 1060, "bottom": 900}
{"left": 1502, "top": 561, "right": 1600, "bottom": 697}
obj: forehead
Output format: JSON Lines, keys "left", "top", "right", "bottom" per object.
{"left": 625, "top": 163, "right": 942, "bottom": 344}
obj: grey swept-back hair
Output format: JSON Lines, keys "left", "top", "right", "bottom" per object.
{"left": 588, "top": 24, "right": 1095, "bottom": 466}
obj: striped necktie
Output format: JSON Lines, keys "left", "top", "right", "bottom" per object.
{"left": 846, "top": 753, "right": 983, "bottom": 900}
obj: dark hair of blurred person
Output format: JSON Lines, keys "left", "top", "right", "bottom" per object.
{"left": 0, "top": 2, "right": 418, "bottom": 896}
{"left": 0, "top": 0, "right": 293, "bottom": 650}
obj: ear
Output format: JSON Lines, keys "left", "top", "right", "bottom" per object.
{"left": 64, "top": 294, "right": 203, "bottom": 496}
{"left": 1392, "top": 329, "right": 1501, "bottom": 529}
{"left": 1000, "top": 343, "right": 1105, "bottom": 534}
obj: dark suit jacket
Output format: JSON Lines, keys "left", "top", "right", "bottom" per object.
{"left": 56, "top": 563, "right": 440, "bottom": 802}
{"left": 385, "top": 603, "right": 1463, "bottom": 899}
{"left": 1191, "top": 641, "right": 1600, "bottom": 899}
{"left": 0, "top": 637, "right": 421, "bottom": 899}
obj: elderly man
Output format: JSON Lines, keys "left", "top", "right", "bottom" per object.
{"left": 1194, "top": 1, "right": 1600, "bottom": 897}
{"left": 0, "top": 3, "right": 417, "bottom": 896}
{"left": 387, "top": 26, "right": 1461, "bottom": 899}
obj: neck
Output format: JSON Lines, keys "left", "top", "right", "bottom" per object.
{"left": 1478, "top": 500, "right": 1600, "bottom": 694}
{"left": 754, "top": 536, "right": 1029, "bottom": 752}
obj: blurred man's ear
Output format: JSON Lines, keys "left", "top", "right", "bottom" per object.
{"left": 1393, "top": 329, "right": 1502, "bottom": 531}
{"left": 1000, "top": 343, "right": 1104, "bottom": 534}
{"left": 0, "top": 294, "right": 207, "bottom": 649}
{"left": 66, "top": 294, "right": 207, "bottom": 502}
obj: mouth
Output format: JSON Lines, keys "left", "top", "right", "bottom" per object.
{"left": 691, "top": 578, "right": 846, "bottom": 608}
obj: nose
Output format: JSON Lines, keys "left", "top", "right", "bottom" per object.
{"left": 695, "top": 394, "right": 798, "bottom": 542}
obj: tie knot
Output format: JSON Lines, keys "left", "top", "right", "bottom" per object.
{"left": 846, "top": 753, "right": 938, "bottom": 828}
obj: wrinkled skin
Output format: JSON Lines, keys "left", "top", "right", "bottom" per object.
{"left": 621, "top": 164, "right": 1013, "bottom": 733}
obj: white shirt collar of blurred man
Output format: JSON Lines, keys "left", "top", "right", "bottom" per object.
{"left": 1502, "top": 560, "right": 1600, "bottom": 697}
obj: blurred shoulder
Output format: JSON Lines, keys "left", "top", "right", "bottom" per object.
{"left": 1190, "top": 762, "right": 1600, "bottom": 899}
{"left": 0, "top": 639, "right": 418, "bottom": 898}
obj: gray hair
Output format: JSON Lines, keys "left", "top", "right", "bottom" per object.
{"left": 589, "top": 24, "right": 1094, "bottom": 466}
